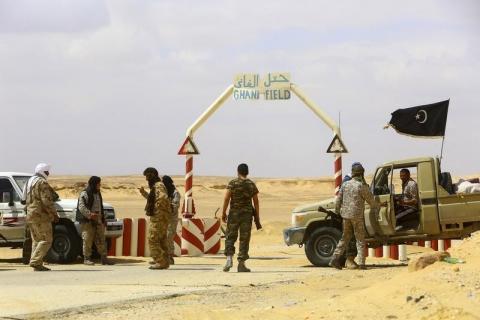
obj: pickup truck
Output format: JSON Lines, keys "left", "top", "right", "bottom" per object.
{"left": 0, "top": 172, "right": 124, "bottom": 263}
{"left": 283, "top": 157, "right": 480, "bottom": 266}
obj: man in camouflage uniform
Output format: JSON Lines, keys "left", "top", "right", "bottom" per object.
{"left": 77, "top": 176, "right": 113, "bottom": 265}
{"left": 222, "top": 163, "right": 260, "bottom": 272}
{"left": 330, "top": 162, "right": 381, "bottom": 270}
{"left": 24, "top": 163, "right": 59, "bottom": 271}
{"left": 140, "top": 167, "right": 172, "bottom": 270}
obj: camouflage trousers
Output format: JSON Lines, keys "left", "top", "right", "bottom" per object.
{"left": 28, "top": 222, "right": 53, "bottom": 267}
{"left": 167, "top": 216, "right": 179, "bottom": 257}
{"left": 148, "top": 219, "right": 169, "bottom": 266}
{"left": 334, "top": 218, "right": 366, "bottom": 265}
{"left": 81, "top": 222, "right": 106, "bottom": 258}
{"left": 224, "top": 211, "right": 252, "bottom": 261}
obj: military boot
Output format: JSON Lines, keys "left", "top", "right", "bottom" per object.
{"left": 237, "top": 261, "right": 251, "bottom": 273}
{"left": 84, "top": 257, "right": 95, "bottom": 266}
{"left": 169, "top": 256, "right": 175, "bottom": 265}
{"left": 101, "top": 256, "right": 114, "bottom": 265}
{"left": 329, "top": 255, "right": 343, "bottom": 270}
{"left": 345, "top": 257, "right": 359, "bottom": 270}
{"left": 31, "top": 265, "right": 51, "bottom": 271}
{"left": 223, "top": 256, "right": 233, "bottom": 272}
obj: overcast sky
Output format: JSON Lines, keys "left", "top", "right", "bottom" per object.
{"left": 1, "top": 0, "right": 479, "bottom": 178}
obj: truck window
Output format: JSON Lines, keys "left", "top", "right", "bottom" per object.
{"left": 13, "top": 176, "right": 31, "bottom": 192}
{"left": 373, "top": 167, "right": 392, "bottom": 195}
{"left": 0, "top": 178, "right": 20, "bottom": 203}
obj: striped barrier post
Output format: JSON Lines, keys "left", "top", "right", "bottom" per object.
{"left": 137, "top": 218, "right": 146, "bottom": 257}
{"left": 203, "top": 218, "right": 221, "bottom": 254}
{"left": 144, "top": 219, "right": 151, "bottom": 257}
{"left": 107, "top": 238, "right": 116, "bottom": 256}
{"left": 181, "top": 218, "right": 204, "bottom": 256}
{"left": 398, "top": 244, "right": 407, "bottom": 262}
{"left": 382, "top": 245, "right": 390, "bottom": 258}
{"left": 115, "top": 233, "right": 123, "bottom": 256}
{"left": 334, "top": 154, "right": 342, "bottom": 195}
{"left": 122, "top": 218, "right": 132, "bottom": 256}
{"left": 444, "top": 239, "right": 452, "bottom": 250}
{"left": 130, "top": 218, "right": 139, "bottom": 257}
{"left": 389, "top": 245, "right": 399, "bottom": 260}
{"left": 182, "top": 155, "right": 196, "bottom": 218}
{"left": 368, "top": 248, "right": 375, "bottom": 257}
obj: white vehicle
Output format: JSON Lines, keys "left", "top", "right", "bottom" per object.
{"left": 0, "top": 172, "right": 123, "bottom": 263}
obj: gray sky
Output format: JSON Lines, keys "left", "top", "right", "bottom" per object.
{"left": 1, "top": 0, "right": 479, "bottom": 178}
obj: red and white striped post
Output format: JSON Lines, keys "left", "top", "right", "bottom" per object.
{"left": 183, "top": 154, "right": 196, "bottom": 218}
{"left": 178, "top": 136, "right": 200, "bottom": 218}
{"left": 334, "top": 153, "right": 342, "bottom": 195}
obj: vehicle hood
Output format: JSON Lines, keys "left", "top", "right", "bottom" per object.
{"left": 292, "top": 197, "right": 336, "bottom": 213}
{"left": 54, "top": 198, "right": 114, "bottom": 210}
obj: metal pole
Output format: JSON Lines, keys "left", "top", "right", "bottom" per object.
{"left": 291, "top": 84, "right": 343, "bottom": 195}
{"left": 187, "top": 85, "right": 234, "bottom": 137}
{"left": 182, "top": 85, "right": 233, "bottom": 218}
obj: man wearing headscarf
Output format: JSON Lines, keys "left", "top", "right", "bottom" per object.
{"left": 24, "top": 163, "right": 59, "bottom": 271}
{"left": 162, "top": 175, "right": 181, "bottom": 265}
{"left": 77, "top": 176, "right": 113, "bottom": 265}
{"left": 330, "top": 162, "right": 381, "bottom": 270}
{"left": 139, "top": 167, "right": 172, "bottom": 270}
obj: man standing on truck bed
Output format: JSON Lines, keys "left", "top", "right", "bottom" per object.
{"left": 77, "top": 176, "right": 113, "bottom": 266}
{"left": 222, "top": 163, "right": 260, "bottom": 273}
{"left": 24, "top": 163, "right": 59, "bottom": 271}
{"left": 330, "top": 162, "right": 381, "bottom": 270}
{"left": 395, "top": 168, "right": 419, "bottom": 231}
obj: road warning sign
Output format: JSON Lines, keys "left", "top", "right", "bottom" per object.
{"left": 178, "top": 137, "right": 200, "bottom": 155}
{"left": 326, "top": 134, "right": 348, "bottom": 153}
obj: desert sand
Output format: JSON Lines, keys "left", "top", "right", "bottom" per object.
{"left": 1, "top": 175, "right": 479, "bottom": 319}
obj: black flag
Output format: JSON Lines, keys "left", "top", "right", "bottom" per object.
{"left": 386, "top": 100, "right": 449, "bottom": 138}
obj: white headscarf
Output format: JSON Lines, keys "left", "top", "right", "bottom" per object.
{"left": 35, "top": 163, "right": 51, "bottom": 179}
{"left": 22, "top": 163, "right": 51, "bottom": 201}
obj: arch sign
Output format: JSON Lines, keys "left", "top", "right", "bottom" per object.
{"left": 179, "top": 73, "right": 348, "bottom": 218}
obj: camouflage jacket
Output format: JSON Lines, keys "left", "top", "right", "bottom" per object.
{"left": 25, "top": 177, "right": 57, "bottom": 223}
{"left": 227, "top": 178, "right": 259, "bottom": 213}
{"left": 149, "top": 181, "right": 172, "bottom": 222}
{"left": 335, "top": 178, "right": 379, "bottom": 220}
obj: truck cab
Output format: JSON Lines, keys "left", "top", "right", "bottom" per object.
{"left": 0, "top": 173, "right": 124, "bottom": 263}
{"left": 284, "top": 157, "right": 480, "bottom": 266}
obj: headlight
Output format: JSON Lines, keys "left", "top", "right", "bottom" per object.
{"left": 291, "top": 213, "right": 306, "bottom": 227}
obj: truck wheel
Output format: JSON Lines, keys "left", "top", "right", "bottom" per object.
{"left": 305, "top": 227, "right": 342, "bottom": 267}
{"left": 47, "top": 224, "right": 81, "bottom": 264}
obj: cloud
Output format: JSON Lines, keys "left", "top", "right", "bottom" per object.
{"left": 0, "top": 0, "right": 479, "bottom": 178}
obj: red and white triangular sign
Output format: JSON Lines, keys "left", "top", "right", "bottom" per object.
{"left": 326, "top": 134, "right": 348, "bottom": 153}
{"left": 178, "top": 137, "right": 200, "bottom": 155}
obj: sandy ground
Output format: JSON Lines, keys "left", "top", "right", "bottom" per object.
{"left": 1, "top": 176, "right": 479, "bottom": 319}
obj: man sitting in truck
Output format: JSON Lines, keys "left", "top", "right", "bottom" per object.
{"left": 395, "top": 168, "right": 419, "bottom": 231}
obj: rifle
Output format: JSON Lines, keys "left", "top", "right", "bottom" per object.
{"left": 252, "top": 207, "right": 262, "bottom": 230}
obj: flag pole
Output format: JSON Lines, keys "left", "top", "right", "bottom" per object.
{"left": 440, "top": 135, "right": 445, "bottom": 163}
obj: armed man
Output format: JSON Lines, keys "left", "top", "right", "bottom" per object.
{"left": 222, "top": 163, "right": 261, "bottom": 273}
{"left": 24, "top": 163, "right": 59, "bottom": 271}
{"left": 330, "top": 162, "right": 382, "bottom": 270}
{"left": 77, "top": 176, "right": 113, "bottom": 266}
{"left": 140, "top": 167, "right": 172, "bottom": 270}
